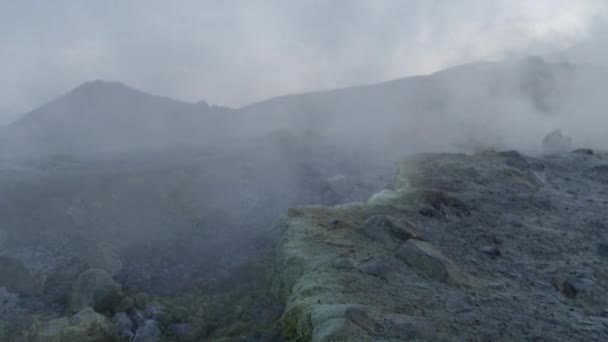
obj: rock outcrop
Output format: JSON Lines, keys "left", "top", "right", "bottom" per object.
{"left": 70, "top": 268, "right": 123, "bottom": 314}
{"left": 395, "top": 239, "right": 478, "bottom": 287}
{"left": 29, "top": 307, "right": 116, "bottom": 342}
{"left": 273, "top": 150, "right": 608, "bottom": 341}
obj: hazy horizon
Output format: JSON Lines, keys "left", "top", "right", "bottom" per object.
{"left": 2, "top": 1, "right": 607, "bottom": 118}
{"left": 3, "top": 3, "right": 608, "bottom": 341}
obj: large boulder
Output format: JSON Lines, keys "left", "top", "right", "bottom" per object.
{"left": 70, "top": 268, "right": 123, "bottom": 314}
{"left": 133, "top": 319, "right": 162, "bottom": 342}
{"left": 308, "top": 304, "right": 382, "bottom": 341}
{"left": 305, "top": 304, "right": 438, "bottom": 341}
{"left": 0, "top": 255, "right": 42, "bottom": 295}
{"left": 30, "top": 307, "right": 116, "bottom": 342}
{"left": 358, "top": 215, "right": 422, "bottom": 248}
{"left": 395, "top": 240, "right": 478, "bottom": 287}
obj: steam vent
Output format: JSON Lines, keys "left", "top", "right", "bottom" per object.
{"left": 3, "top": 3, "right": 608, "bottom": 339}
{"left": 2, "top": 142, "right": 608, "bottom": 340}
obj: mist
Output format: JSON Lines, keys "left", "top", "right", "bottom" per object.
{"left": 1, "top": 2, "right": 608, "bottom": 341}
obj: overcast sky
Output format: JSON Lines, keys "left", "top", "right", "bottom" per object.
{"left": 1, "top": 0, "right": 606, "bottom": 121}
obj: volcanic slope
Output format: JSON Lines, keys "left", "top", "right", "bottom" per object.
{"left": 273, "top": 149, "right": 608, "bottom": 341}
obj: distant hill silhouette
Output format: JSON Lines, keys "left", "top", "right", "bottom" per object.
{"left": 2, "top": 58, "right": 607, "bottom": 160}
{"left": 0, "top": 80, "right": 233, "bottom": 159}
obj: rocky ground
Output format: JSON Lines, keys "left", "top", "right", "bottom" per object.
{"left": 2, "top": 147, "right": 608, "bottom": 341}
{"left": 272, "top": 149, "right": 608, "bottom": 341}
{"left": 0, "top": 140, "right": 389, "bottom": 341}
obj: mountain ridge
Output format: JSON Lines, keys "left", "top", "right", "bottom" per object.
{"left": 3, "top": 57, "right": 608, "bottom": 160}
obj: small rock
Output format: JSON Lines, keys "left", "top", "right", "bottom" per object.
{"left": 359, "top": 215, "right": 422, "bottom": 247}
{"left": 117, "top": 296, "right": 135, "bottom": 312}
{"left": 132, "top": 309, "right": 146, "bottom": 326}
{"left": 331, "top": 257, "right": 356, "bottom": 270}
{"left": 70, "top": 268, "right": 123, "bottom": 314}
{"left": 144, "top": 302, "right": 163, "bottom": 318}
{"left": 384, "top": 314, "right": 438, "bottom": 340}
{"left": 133, "top": 319, "right": 162, "bottom": 342}
{"left": 573, "top": 148, "right": 594, "bottom": 155}
{"left": 113, "top": 312, "right": 133, "bottom": 332}
{"left": 144, "top": 302, "right": 169, "bottom": 325}
{"left": 411, "top": 190, "right": 471, "bottom": 216}
{"left": 168, "top": 323, "right": 194, "bottom": 338}
{"left": 0, "top": 255, "right": 42, "bottom": 295}
{"left": 395, "top": 240, "right": 478, "bottom": 287}
{"left": 30, "top": 307, "right": 116, "bottom": 342}
{"left": 119, "top": 329, "right": 134, "bottom": 341}
{"left": 588, "top": 165, "right": 608, "bottom": 183}
{"left": 0, "top": 287, "right": 19, "bottom": 314}
{"left": 553, "top": 276, "right": 594, "bottom": 298}
{"left": 357, "top": 258, "right": 392, "bottom": 277}
{"left": 597, "top": 243, "right": 608, "bottom": 258}
{"left": 310, "top": 304, "right": 382, "bottom": 340}
{"left": 480, "top": 246, "right": 502, "bottom": 258}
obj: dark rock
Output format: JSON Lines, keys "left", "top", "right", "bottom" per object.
{"left": 480, "top": 246, "right": 502, "bottom": 258}
{"left": 118, "top": 330, "right": 134, "bottom": 341}
{"left": 328, "top": 219, "right": 341, "bottom": 229}
{"left": 113, "top": 312, "right": 133, "bottom": 332}
{"left": 133, "top": 320, "right": 162, "bottom": 342}
{"left": 384, "top": 314, "right": 438, "bottom": 340}
{"left": 132, "top": 309, "right": 146, "bottom": 326}
{"left": 70, "top": 268, "right": 123, "bottom": 314}
{"left": 553, "top": 276, "right": 594, "bottom": 299}
{"left": 117, "top": 296, "right": 135, "bottom": 312}
{"left": 419, "top": 208, "right": 435, "bottom": 217}
{"left": 588, "top": 165, "right": 608, "bottom": 182}
{"left": 498, "top": 150, "right": 530, "bottom": 170}
{"left": 573, "top": 148, "right": 594, "bottom": 155}
{"left": 597, "top": 243, "right": 608, "bottom": 258}
{"left": 409, "top": 190, "right": 471, "bottom": 217}
{"left": 168, "top": 323, "right": 194, "bottom": 338}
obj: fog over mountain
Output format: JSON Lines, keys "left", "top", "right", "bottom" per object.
{"left": 2, "top": 2, "right": 608, "bottom": 341}
{"left": 2, "top": 1, "right": 606, "bottom": 114}
{"left": 3, "top": 57, "right": 608, "bottom": 162}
